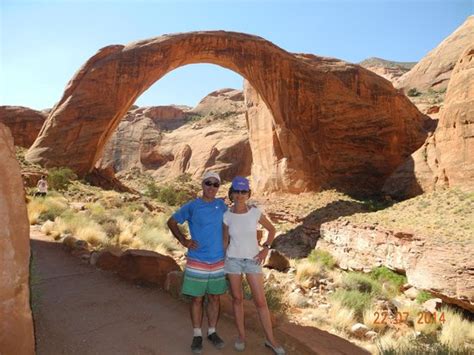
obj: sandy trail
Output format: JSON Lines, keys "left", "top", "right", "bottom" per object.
{"left": 30, "top": 227, "right": 368, "bottom": 355}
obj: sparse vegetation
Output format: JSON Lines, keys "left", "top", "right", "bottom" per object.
{"left": 47, "top": 167, "right": 78, "bottom": 190}
{"left": 416, "top": 290, "right": 434, "bottom": 304}
{"left": 407, "top": 87, "right": 421, "bottom": 97}
{"left": 307, "top": 249, "right": 337, "bottom": 269}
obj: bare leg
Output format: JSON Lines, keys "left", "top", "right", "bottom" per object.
{"left": 190, "top": 296, "right": 204, "bottom": 329}
{"left": 246, "top": 273, "right": 280, "bottom": 347}
{"left": 206, "top": 294, "right": 220, "bottom": 329}
{"left": 227, "top": 274, "right": 245, "bottom": 340}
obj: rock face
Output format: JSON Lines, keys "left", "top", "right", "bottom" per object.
{"left": 0, "top": 105, "right": 47, "bottom": 147}
{"left": 359, "top": 57, "right": 416, "bottom": 83}
{"left": 318, "top": 221, "right": 474, "bottom": 312}
{"left": 27, "top": 31, "right": 428, "bottom": 194}
{"left": 0, "top": 123, "right": 35, "bottom": 354}
{"left": 395, "top": 16, "right": 473, "bottom": 93}
{"left": 99, "top": 89, "right": 252, "bottom": 182}
{"left": 384, "top": 46, "right": 474, "bottom": 198}
{"left": 99, "top": 105, "right": 188, "bottom": 172}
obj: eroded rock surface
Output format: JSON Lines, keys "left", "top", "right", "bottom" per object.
{"left": 359, "top": 57, "right": 416, "bottom": 83}
{"left": 27, "top": 31, "right": 428, "bottom": 194}
{"left": 0, "top": 105, "right": 47, "bottom": 147}
{"left": 384, "top": 45, "right": 474, "bottom": 198}
{"left": 0, "top": 123, "right": 35, "bottom": 354}
{"left": 318, "top": 221, "right": 474, "bottom": 312}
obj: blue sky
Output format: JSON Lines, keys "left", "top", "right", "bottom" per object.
{"left": 1, "top": 0, "right": 471, "bottom": 110}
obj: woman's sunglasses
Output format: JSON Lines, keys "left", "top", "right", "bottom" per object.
{"left": 234, "top": 190, "right": 249, "bottom": 194}
{"left": 204, "top": 180, "right": 220, "bottom": 188}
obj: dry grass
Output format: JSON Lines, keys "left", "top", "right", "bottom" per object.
{"left": 363, "top": 306, "right": 388, "bottom": 331}
{"left": 295, "top": 260, "right": 324, "bottom": 288}
{"left": 75, "top": 223, "right": 107, "bottom": 247}
{"left": 27, "top": 195, "right": 69, "bottom": 224}
{"left": 439, "top": 307, "right": 474, "bottom": 349}
{"left": 329, "top": 301, "right": 355, "bottom": 331}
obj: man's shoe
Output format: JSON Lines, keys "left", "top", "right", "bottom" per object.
{"left": 207, "top": 332, "right": 225, "bottom": 349}
{"left": 191, "top": 336, "right": 203, "bottom": 354}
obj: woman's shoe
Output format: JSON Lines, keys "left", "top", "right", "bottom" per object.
{"left": 264, "top": 340, "right": 286, "bottom": 355}
{"left": 234, "top": 338, "right": 246, "bottom": 352}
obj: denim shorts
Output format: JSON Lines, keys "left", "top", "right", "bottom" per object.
{"left": 224, "top": 257, "right": 263, "bottom": 274}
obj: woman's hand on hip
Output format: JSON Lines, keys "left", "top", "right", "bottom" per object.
{"left": 255, "top": 248, "right": 269, "bottom": 265}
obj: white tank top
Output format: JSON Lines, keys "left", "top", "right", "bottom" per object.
{"left": 223, "top": 207, "right": 262, "bottom": 259}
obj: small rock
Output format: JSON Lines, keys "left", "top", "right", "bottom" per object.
{"left": 318, "top": 303, "right": 331, "bottom": 310}
{"left": 288, "top": 292, "right": 309, "bottom": 308}
{"left": 365, "top": 331, "right": 378, "bottom": 340}
{"left": 351, "top": 323, "right": 369, "bottom": 338}
{"left": 264, "top": 249, "right": 290, "bottom": 271}
{"left": 423, "top": 298, "right": 442, "bottom": 314}
{"left": 90, "top": 251, "right": 100, "bottom": 266}
{"left": 404, "top": 287, "right": 420, "bottom": 300}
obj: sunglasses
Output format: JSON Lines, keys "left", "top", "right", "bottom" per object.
{"left": 204, "top": 180, "right": 220, "bottom": 188}
{"left": 233, "top": 190, "right": 249, "bottom": 194}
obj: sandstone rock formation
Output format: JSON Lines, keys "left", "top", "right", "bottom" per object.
{"left": 395, "top": 16, "right": 473, "bottom": 93}
{"left": 359, "top": 57, "right": 416, "bottom": 83}
{"left": 99, "top": 89, "right": 252, "bottom": 182}
{"left": 317, "top": 221, "right": 474, "bottom": 312}
{"left": 27, "top": 31, "right": 428, "bottom": 194}
{"left": 99, "top": 105, "right": 188, "bottom": 172}
{"left": 0, "top": 105, "right": 47, "bottom": 147}
{"left": 0, "top": 123, "right": 35, "bottom": 354}
{"left": 384, "top": 46, "right": 474, "bottom": 198}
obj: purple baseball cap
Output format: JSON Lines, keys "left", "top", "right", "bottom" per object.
{"left": 231, "top": 176, "right": 250, "bottom": 191}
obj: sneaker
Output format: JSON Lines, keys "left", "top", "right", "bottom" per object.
{"left": 234, "top": 337, "right": 246, "bottom": 352}
{"left": 264, "top": 340, "right": 286, "bottom": 355}
{"left": 191, "top": 336, "right": 203, "bottom": 354}
{"left": 207, "top": 332, "right": 225, "bottom": 349}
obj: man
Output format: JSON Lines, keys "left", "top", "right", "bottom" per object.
{"left": 167, "top": 171, "right": 227, "bottom": 354}
{"left": 35, "top": 175, "right": 48, "bottom": 197}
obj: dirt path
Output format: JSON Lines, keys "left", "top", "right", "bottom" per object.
{"left": 30, "top": 228, "right": 369, "bottom": 355}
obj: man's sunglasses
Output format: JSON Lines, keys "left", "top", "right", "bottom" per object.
{"left": 234, "top": 190, "right": 249, "bottom": 194}
{"left": 204, "top": 180, "right": 220, "bottom": 188}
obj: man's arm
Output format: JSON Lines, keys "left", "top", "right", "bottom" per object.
{"left": 167, "top": 216, "right": 198, "bottom": 250}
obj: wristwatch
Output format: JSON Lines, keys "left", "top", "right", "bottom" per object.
{"left": 262, "top": 243, "right": 272, "bottom": 250}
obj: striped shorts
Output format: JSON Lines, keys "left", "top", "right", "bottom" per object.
{"left": 182, "top": 258, "right": 227, "bottom": 297}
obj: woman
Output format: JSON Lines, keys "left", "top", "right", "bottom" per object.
{"left": 223, "top": 176, "right": 285, "bottom": 354}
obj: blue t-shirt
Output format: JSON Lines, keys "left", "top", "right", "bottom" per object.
{"left": 172, "top": 198, "right": 227, "bottom": 263}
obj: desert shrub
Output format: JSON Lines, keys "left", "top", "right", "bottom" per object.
{"left": 136, "top": 225, "right": 181, "bottom": 253}
{"left": 342, "top": 272, "right": 382, "bottom": 295}
{"left": 329, "top": 301, "right": 355, "bottom": 331}
{"left": 378, "top": 333, "right": 473, "bottom": 354}
{"left": 145, "top": 182, "right": 160, "bottom": 199}
{"left": 264, "top": 283, "right": 285, "bottom": 313}
{"left": 370, "top": 266, "right": 406, "bottom": 288}
{"left": 47, "top": 167, "right": 77, "bottom": 191}
{"left": 156, "top": 185, "right": 190, "bottom": 206}
{"left": 28, "top": 195, "right": 69, "bottom": 223}
{"left": 176, "top": 173, "right": 192, "bottom": 183}
{"left": 439, "top": 307, "right": 474, "bottom": 350}
{"left": 407, "top": 88, "right": 421, "bottom": 97}
{"left": 101, "top": 219, "right": 121, "bottom": 238}
{"left": 75, "top": 222, "right": 106, "bottom": 247}
{"left": 416, "top": 290, "right": 433, "bottom": 304}
{"left": 307, "top": 249, "right": 336, "bottom": 269}
{"left": 296, "top": 260, "right": 324, "bottom": 288}
{"left": 331, "top": 289, "right": 373, "bottom": 319}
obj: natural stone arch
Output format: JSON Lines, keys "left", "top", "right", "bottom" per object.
{"left": 27, "top": 31, "right": 429, "bottom": 194}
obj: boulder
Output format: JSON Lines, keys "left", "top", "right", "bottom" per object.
{"left": 0, "top": 123, "right": 35, "bottom": 354}
{"left": 264, "top": 249, "right": 290, "bottom": 271}
{"left": 95, "top": 250, "right": 122, "bottom": 271}
{"left": 117, "top": 249, "right": 180, "bottom": 287}
{"left": 164, "top": 271, "right": 184, "bottom": 299}
{"left": 0, "top": 105, "right": 47, "bottom": 147}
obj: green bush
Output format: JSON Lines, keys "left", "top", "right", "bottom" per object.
{"left": 342, "top": 272, "right": 382, "bottom": 295}
{"left": 307, "top": 249, "right": 336, "bottom": 269}
{"left": 416, "top": 290, "right": 433, "bottom": 304}
{"left": 370, "top": 266, "right": 407, "bottom": 289}
{"left": 48, "top": 167, "right": 77, "bottom": 191}
{"left": 331, "top": 289, "right": 373, "bottom": 319}
{"left": 145, "top": 182, "right": 191, "bottom": 206}
{"left": 407, "top": 88, "right": 421, "bottom": 97}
